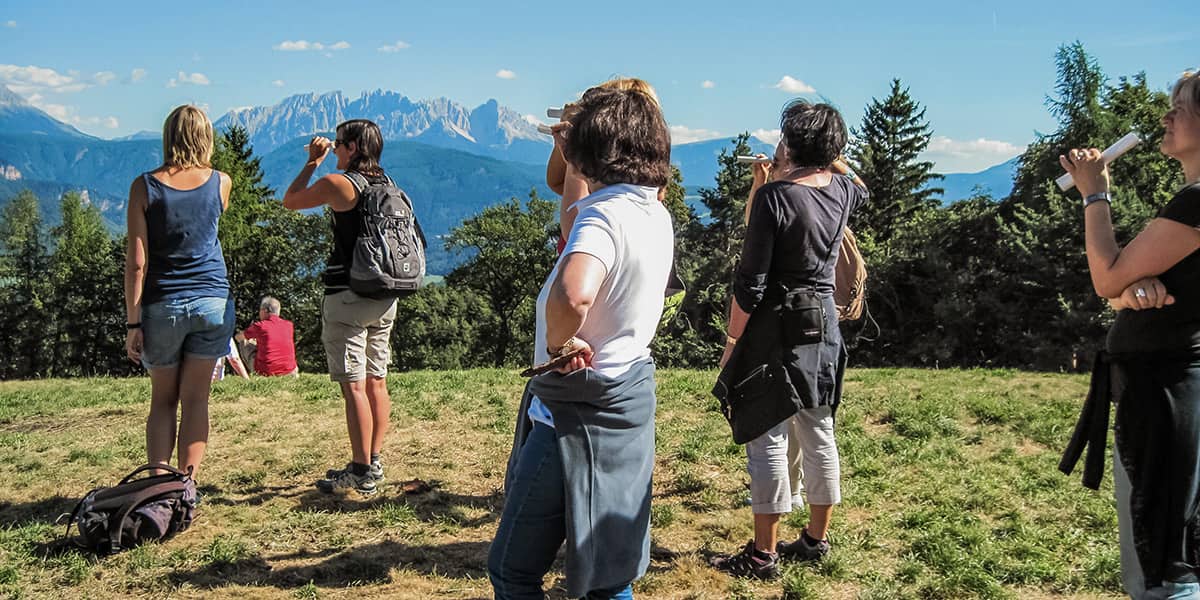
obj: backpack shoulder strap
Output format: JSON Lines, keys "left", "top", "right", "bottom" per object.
{"left": 342, "top": 171, "right": 369, "bottom": 195}
{"left": 105, "top": 480, "right": 188, "bottom": 554}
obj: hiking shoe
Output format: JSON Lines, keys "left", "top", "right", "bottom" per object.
{"left": 325, "top": 461, "right": 385, "bottom": 482}
{"left": 777, "top": 529, "right": 831, "bottom": 561}
{"left": 708, "top": 540, "right": 780, "bottom": 580}
{"left": 316, "top": 469, "right": 377, "bottom": 496}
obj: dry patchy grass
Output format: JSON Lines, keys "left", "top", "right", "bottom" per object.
{"left": 0, "top": 368, "right": 1122, "bottom": 599}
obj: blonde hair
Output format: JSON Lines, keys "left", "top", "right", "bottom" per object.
{"left": 1172, "top": 70, "right": 1200, "bottom": 116}
{"left": 161, "top": 105, "right": 213, "bottom": 169}
{"left": 597, "top": 77, "right": 660, "bottom": 107}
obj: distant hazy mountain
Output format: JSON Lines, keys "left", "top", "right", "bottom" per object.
{"left": 935, "top": 157, "right": 1020, "bottom": 202}
{"left": 213, "top": 90, "right": 551, "bottom": 164}
{"left": 114, "top": 130, "right": 160, "bottom": 142}
{"left": 671, "top": 136, "right": 776, "bottom": 188}
{"left": 0, "top": 85, "right": 93, "bottom": 139}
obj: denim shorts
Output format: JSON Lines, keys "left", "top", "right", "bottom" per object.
{"left": 141, "top": 295, "right": 235, "bottom": 369}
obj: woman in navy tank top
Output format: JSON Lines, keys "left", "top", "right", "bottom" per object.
{"left": 123, "top": 105, "right": 233, "bottom": 483}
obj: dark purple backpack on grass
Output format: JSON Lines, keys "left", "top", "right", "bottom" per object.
{"left": 64, "top": 463, "right": 197, "bottom": 555}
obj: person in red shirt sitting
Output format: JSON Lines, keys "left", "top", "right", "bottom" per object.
{"left": 235, "top": 296, "right": 299, "bottom": 377}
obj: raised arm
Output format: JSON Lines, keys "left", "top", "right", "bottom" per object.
{"left": 1061, "top": 148, "right": 1200, "bottom": 298}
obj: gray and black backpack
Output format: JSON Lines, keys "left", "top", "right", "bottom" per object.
{"left": 343, "top": 171, "right": 427, "bottom": 298}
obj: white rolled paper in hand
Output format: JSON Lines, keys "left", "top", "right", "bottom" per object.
{"left": 536, "top": 124, "right": 554, "bottom": 135}
{"left": 1056, "top": 132, "right": 1141, "bottom": 191}
{"left": 735, "top": 155, "right": 772, "bottom": 164}
{"left": 547, "top": 107, "right": 563, "bottom": 119}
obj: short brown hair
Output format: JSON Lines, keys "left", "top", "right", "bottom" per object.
{"left": 337, "top": 119, "right": 384, "bottom": 177}
{"left": 161, "top": 105, "right": 213, "bottom": 169}
{"left": 1172, "top": 70, "right": 1200, "bottom": 116}
{"left": 561, "top": 86, "right": 671, "bottom": 188}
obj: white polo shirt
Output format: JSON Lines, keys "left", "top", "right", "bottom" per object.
{"left": 528, "top": 183, "right": 675, "bottom": 428}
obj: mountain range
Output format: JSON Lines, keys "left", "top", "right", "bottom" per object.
{"left": 0, "top": 85, "right": 1020, "bottom": 272}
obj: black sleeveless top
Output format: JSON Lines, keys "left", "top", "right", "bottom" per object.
{"left": 1107, "top": 183, "right": 1200, "bottom": 355}
{"left": 323, "top": 170, "right": 389, "bottom": 295}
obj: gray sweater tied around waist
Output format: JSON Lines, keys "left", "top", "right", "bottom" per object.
{"left": 506, "top": 358, "right": 657, "bottom": 598}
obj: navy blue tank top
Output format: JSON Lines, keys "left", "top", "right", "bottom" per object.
{"left": 142, "top": 170, "right": 229, "bottom": 303}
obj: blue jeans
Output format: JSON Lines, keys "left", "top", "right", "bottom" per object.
{"left": 488, "top": 422, "right": 633, "bottom": 600}
{"left": 141, "top": 296, "right": 235, "bottom": 369}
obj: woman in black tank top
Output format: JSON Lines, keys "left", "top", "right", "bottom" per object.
{"left": 282, "top": 119, "right": 406, "bottom": 497}
{"left": 1060, "top": 70, "right": 1200, "bottom": 596}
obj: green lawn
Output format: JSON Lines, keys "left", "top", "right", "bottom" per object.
{"left": 0, "top": 369, "right": 1121, "bottom": 599}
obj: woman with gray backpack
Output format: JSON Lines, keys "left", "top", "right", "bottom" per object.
{"left": 283, "top": 118, "right": 425, "bottom": 496}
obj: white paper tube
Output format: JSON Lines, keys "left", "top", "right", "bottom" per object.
{"left": 547, "top": 107, "right": 563, "bottom": 118}
{"left": 1056, "top": 132, "right": 1141, "bottom": 191}
{"left": 536, "top": 124, "right": 553, "bottom": 135}
{"left": 735, "top": 155, "right": 772, "bottom": 164}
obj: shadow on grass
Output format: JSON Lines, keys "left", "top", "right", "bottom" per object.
{"left": 292, "top": 482, "right": 504, "bottom": 528}
{"left": 0, "top": 495, "right": 78, "bottom": 528}
{"left": 167, "top": 538, "right": 492, "bottom": 589}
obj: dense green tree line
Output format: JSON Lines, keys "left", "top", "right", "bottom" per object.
{"left": 0, "top": 44, "right": 1188, "bottom": 377}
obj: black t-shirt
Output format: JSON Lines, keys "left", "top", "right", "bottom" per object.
{"left": 323, "top": 170, "right": 389, "bottom": 295}
{"left": 1107, "top": 183, "right": 1200, "bottom": 354}
{"left": 732, "top": 175, "right": 868, "bottom": 312}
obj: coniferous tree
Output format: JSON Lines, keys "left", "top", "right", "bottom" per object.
{"left": 0, "top": 191, "right": 51, "bottom": 378}
{"left": 48, "top": 192, "right": 125, "bottom": 376}
{"left": 848, "top": 79, "right": 943, "bottom": 243}
{"left": 212, "top": 125, "right": 329, "bottom": 370}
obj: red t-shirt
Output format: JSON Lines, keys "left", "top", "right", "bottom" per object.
{"left": 242, "top": 315, "right": 297, "bottom": 376}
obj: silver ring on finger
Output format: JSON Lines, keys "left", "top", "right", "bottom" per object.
{"left": 1135, "top": 288, "right": 1148, "bottom": 298}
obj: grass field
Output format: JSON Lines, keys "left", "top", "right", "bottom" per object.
{"left": 0, "top": 369, "right": 1122, "bottom": 599}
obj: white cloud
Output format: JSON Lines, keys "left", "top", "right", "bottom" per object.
{"left": 31, "top": 99, "right": 118, "bottom": 131}
{"left": 274, "top": 40, "right": 350, "bottom": 52}
{"left": 773, "top": 75, "right": 816, "bottom": 94}
{"left": 275, "top": 40, "right": 316, "bottom": 51}
{"left": 496, "top": 69, "right": 517, "bottom": 80}
{"left": 5, "top": 20, "right": 15, "bottom": 28}
{"left": 272, "top": 79, "right": 285, "bottom": 87}
{"left": 920, "top": 136, "right": 1026, "bottom": 173}
{"left": 752, "top": 128, "right": 782, "bottom": 146}
{"left": 130, "top": 68, "right": 146, "bottom": 83}
{"left": 0, "top": 64, "right": 90, "bottom": 95}
{"left": 701, "top": 80, "right": 716, "bottom": 89}
{"left": 669, "top": 124, "right": 723, "bottom": 144}
{"left": 167, "top": 71, "right": 210, "bottom": 87}
{"left": 378, "top": 40, "right": 411, "bottom": 53}
{"left": 522, "top": 114, "right": 544, "bottom": 126}
{"left": 93, "top": 71, "right": 116, "bottom": 85}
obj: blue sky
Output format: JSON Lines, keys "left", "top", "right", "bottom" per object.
{"left": 0, "top": 0, "right": 1194, "bottom": 172}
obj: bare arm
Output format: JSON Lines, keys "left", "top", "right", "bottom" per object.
{"left": 545, "top": 252, "right": 607, "bottom": 353}
{"left": 124, "top": 177, "right": 149, "bottom": 362}
{"left": 1061, "top": 149, "right": 1200, "bottom": 297}
{"left": 559, "top": 163, "right": 591, "bottom": 238}
{"left": 281, "top": 137, "right": 357, "bottom": 211}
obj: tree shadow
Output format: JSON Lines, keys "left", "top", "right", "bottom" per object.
{"left": 0, "top": 495, "right": 78, "bottom": 528}
{"left": 291, "top": 481, "right": 503, "bottom": 528}
{"left": 167, "top": 538, "right": 492, "bottom": 590}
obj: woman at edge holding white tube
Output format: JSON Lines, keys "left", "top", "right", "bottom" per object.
{"left": 1060, "top": 70, "right": 1200, "bottom": 599}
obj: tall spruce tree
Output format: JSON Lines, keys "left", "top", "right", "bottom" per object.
{"left": 212, "top": 125, "right": 329, "bottom": 370}
{"left": 848, "top": 79, "right": 943, "bottom": 243}
{"left": 0, "top": 191, "right": 51, "bottom": 378}
{"left": 48, "top": 192, "right": 125, "bottom": 376}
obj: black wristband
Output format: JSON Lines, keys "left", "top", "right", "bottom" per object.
{"left": 126, "top": 322, "right": 142, "bottom": 330}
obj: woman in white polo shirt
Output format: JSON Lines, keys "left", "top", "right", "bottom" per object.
{"left": 488, "top": 85, "right": 674, "bottom": 600}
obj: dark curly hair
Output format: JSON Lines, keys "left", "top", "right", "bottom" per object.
{"left": 779, "top": 99, "right": 847, "bottom": 168}
{"left": 561, "top": 86, "right": 671, "bottom": 188}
